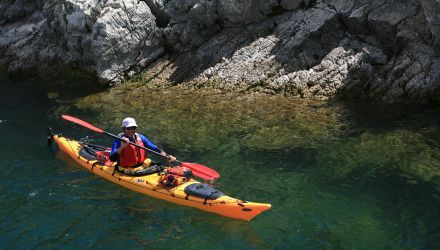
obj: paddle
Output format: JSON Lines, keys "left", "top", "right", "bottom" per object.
{"left": 61, "top": 115, "right": 220, "bottom": 180}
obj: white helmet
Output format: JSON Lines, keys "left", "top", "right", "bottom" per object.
{"left": 121, "top": 117, "right": 138, "bottom": 128}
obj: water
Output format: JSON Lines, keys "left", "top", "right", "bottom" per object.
{"left": 1, "top": 72, "right": 439, "bottom": 249}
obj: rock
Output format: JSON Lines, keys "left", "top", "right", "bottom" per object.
{"left": 1, "top": 0, "right": 164, "bottom": 84}
{"left": 218, "top": 0, "right": 278, "bottom": 25}
{"left": 421, "top": 0, "right": 440, "bottom": 49}
{"left": 368, "top": 1, "right": 419, "bottom": 45}
{"left": 280, "top": 0, "right": 303, "bottom": 10}
{"left": 89, "top": 0, "right": 164, "bottom": 83}
{"left": 0, "top": 0, "right": 440, "bottom": 104}
{"left": 66, "top": 11, "right": 87, "bottom": 33}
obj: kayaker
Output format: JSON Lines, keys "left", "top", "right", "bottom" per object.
{"left": 109, "top": 117, "right": 176, "bottom": 172}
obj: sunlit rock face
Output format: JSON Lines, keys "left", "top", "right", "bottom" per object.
{"left": 1, "top": 0, "right": 440, "bottom": 103}
{"left": 0, "top": 0, "right": 164, "bottom": 84}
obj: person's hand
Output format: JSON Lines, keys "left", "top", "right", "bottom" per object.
{"left": 166, "top": 154, "right": 177, "bottom": 162}
{"left": 120, "top": 137, "right": 129, "bottom": 149}
{"left": 160, "top": 150, "right": 176, "bottom": 162}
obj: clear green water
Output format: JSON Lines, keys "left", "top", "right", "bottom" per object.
{"left": 1, "top": 73, "right": 439, "bottom": 249}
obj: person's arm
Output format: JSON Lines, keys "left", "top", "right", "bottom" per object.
{"left": 139, "top": 134, "right": 176, "bottom": 162}
{"left": 139, "top": 134, "right": 161, "bottom": 153}
{"left": 109, "top": 138, "right": 129, "bottom": 162}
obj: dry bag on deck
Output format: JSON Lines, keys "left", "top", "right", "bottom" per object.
{"left": 184, "top": 183, "right": 224, "bottom": 200}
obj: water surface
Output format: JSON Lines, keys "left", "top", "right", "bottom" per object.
{"left": 0, "top": 73, "right": 439, "bottom": 249}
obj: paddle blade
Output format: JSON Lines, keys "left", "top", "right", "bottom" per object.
{"left": 61, "top": 115, "right": 104, "bottom": 133}
{"left": 191, "top": 170, "right": 216, "bottom": 181}
{"left": 182, "top": 162, "right": 220, "bottom": 180}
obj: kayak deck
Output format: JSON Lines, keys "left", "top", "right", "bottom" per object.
{"left": 52, "top": 135, "right": 271, "bottom": 220}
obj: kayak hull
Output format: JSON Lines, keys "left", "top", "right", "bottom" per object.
{"left": 53, "top": 135, "right": 271, "bottom": 221}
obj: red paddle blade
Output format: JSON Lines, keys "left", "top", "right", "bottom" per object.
{"left": 191, "top": 170, "right": 216, "bottom": 181}
{"left": 182, "top": 162, "right": 220, "bottom": 180}
{"left": 61, "top": 115, "right": 104, "bottom": 133}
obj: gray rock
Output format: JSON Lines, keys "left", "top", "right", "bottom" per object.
{"left": 1, "top": 0, "right": 164, "bottom": 83}
{"left": 1, "top": 0, "right": 440, "bottom": 103}
{"left": 88, "top": 0, "right": 164, "bottom": 83}
{"left": 368, "top": 0, "right": 419, "bottom": 45}
{"left": 66, "top": 11, "right": 87, "bottom": 33}
{"left": 421, "top": 0, "right": 440, "bottom": 48}
{"left": 281, "top": 0, "right": 303, "bottom": 10}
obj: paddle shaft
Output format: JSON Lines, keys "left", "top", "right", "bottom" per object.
{"left": 103, "top": 131, "right": 181, "bottom": 164}
{"left": 104, "top": 131, "right": 220, "bottom": 179}
{"left": 79, "top": 141, "right": 109, "bottom": 151}
{"left": 61, "top": 115, "right": 219, "bottom": 180}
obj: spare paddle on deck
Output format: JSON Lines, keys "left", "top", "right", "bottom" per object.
{"left": 61, "top": 115, "right": 220, "bottom": 181}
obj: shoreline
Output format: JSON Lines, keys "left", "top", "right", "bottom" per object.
{"left": 1, "top": 0, "right": 439, "bottom": 104}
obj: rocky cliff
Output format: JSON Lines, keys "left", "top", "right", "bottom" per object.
{"left": 1, "top": 0, "right": 439, "bottom": 103}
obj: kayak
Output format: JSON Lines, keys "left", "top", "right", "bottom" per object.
{"left": 50, "top": 134, "right": 271, "bottom": 221}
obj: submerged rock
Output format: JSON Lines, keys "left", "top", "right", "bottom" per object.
{"left": 1, "top": 0, "right": 440, "bottom": 103}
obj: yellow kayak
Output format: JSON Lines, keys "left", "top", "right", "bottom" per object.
{"left": 51, "top": 134, "right": 271, "bottom": 220}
